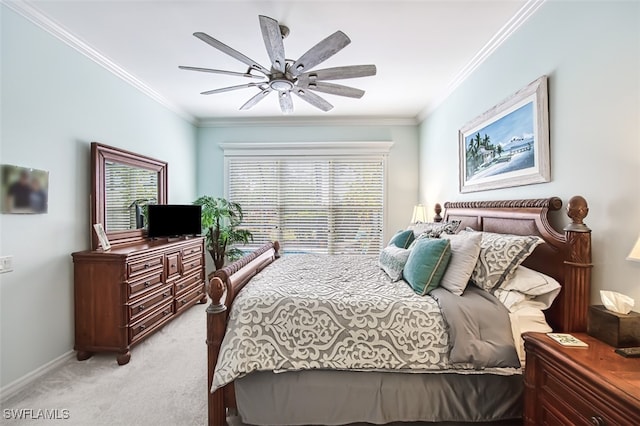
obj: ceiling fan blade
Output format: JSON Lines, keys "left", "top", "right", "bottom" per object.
{"left": 240, "top": 88, "right": 272, "bottom": 110}
{"left": 299, "top": 81, "right": 364, "bottom": 99}
{"left": 259, "top": 15, "right": 286, "bottom": 73}
{"left": 200, "top": 82, "right": 264, "bottom": 95}
{"left": 278, "top": 91, "right": 294, "bottom": 113}
{"left": 179, "top": 65, "right": 264, "bottom": 80}
{"left": 299, "top": 65, "right": 377, "bottom": 81}
{"left": 290, "top": 31, "right": 351, "bottom": 77}
{"left": 292, "top": 88, "right": 333, "bottom": 112}
{"left": 193, "top": 32, "right": 270, "bottom": 75}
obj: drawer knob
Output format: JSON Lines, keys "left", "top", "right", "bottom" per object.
{"left": 138, "top": 305, "right": 145, "bottom": 311}
{"left": 144, "top": 263, "right": 150, "bottom": 268}
{"left": 163, "top": 310, "right": 170, "bottom": 316}
{"left": 144, "top": 281, "right": 151, "bottom": 287}
{"left": 181, "top": 299, "right": 187, "bottom": 305}
{"left": 171, "top": 264, "right": 176, "bottom": 268}
{"left": 163, "top": 292, "right": 169, "bottom": 298}
{"left": 590, "top": 416, "right": 605, "bottom": 426}
{"left": 139, "top": 324, "right": 146, "bottom": 331}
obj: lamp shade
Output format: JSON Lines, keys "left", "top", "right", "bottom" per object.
{"left": 411, "top": 204, "right": 427, "bottom": 223}
{"left": 627, "top": 234, "right": 640, "bottom": 262}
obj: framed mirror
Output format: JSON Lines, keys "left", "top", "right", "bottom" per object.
{"left": 91, "top": 142, "right": 167, "bottom": 250}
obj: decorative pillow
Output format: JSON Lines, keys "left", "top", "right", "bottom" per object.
{"left": 467, "top": 230, "right": 543, "bottom": 292}
{"left": 387, "top": 229, "right": 415, "bottom": 249}
{"left": 438, "top": 231, "right": 482, "bottom": 295}
{"left": 403, "top": 238, "right": 451, "bottom": 296}
{"left": 408, "top": 220, "right": 461, "bottom": 238}
{"left": 378, "top": 246, "right": 411, "bottom": 282}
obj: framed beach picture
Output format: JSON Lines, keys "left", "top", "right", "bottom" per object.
{"left": 459, "top": 76, "right": 550, "bottom": 193}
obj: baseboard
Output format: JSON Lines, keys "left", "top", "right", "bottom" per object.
{"left": 0, "top": 350, "right": 75, "bottom": 403}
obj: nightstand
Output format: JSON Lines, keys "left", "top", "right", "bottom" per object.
{"left": 523, "top": 332, "right": 640, "bottom": 425}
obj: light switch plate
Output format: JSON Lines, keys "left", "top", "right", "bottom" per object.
{"left": 0, "top": 256, "right": 14, "bottom": 273}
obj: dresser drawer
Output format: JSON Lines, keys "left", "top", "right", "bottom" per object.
{"left": 175, "top": 270, "right": 204, "bottom": 296}
{"left": 165, "top": 252, "right": 180, "bottom": 280}
{"left": 541, "top": 367, "right": 618, "bottom": 425}
{"left": 181, "top": 253, "right": 203, "bottom": 275}
{"left": 182, "top": 241, "right": 203, "bottom": 258}
{"left": 175, "top": 285, "right": 204, "bottom": 314}
{"left": 127, "top": 269, "right": 164, "bottom": 299}
{"left": 129, "top": 301, "right": 174, "bottom": 343}
{"left": 127, "top": 254, "right": 164, "bottom": 277}
{"left": 127, "top": 284, "right": 174, "bottom": 322}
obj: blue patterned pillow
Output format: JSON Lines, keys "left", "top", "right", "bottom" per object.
{"left": 403, "top": 238, "right": 452, "bottom": 296}
{"left": 378, "top": 246, "right": 411, "bottom": 281}
{"left": 388, "top": 229, "right": 415, "bottom": 249}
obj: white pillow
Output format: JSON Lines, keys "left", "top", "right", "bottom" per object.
{"left": 439, "top": 232, "right": 482, "bottom": 295}
{"left": 495, "top": 266, "right": 561, "bottom": 310}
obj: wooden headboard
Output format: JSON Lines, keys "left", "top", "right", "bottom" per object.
{"left": 443, "top": 196, "right": 592, "bottom": 333}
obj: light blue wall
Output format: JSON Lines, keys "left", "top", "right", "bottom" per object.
{"left": 196, "top": 123, "right": 420, "bottom": 243}
{"left": 419, "top": 1, "right": 640, "bottom": 304}
{"left": 0, "top": 6, "right": 197, "bottom": 388}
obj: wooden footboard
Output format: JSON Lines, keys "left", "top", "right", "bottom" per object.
{"left": 206, "top": 241, "right": 280, "bottom": 426}
{"left": 206, "top": 197, "right": 592, "bottom": 426}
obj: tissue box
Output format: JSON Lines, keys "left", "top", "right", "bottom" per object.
{"left": 587, "top": 305, "right": 640, "bottom": 347}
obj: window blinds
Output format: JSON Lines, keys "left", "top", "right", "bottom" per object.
{"left": 104, "top": 162, "right": 158, "bottom": 231}
{"left": 226, "top": 156, "right": 384, "bottom": 255}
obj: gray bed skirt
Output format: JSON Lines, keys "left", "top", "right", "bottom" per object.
{"left": 235, "top": 369, "right": 523, "bottom": 425}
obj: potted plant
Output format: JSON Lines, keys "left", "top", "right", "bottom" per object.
{"left": 193, "top": 196, "right": 253, "bottom": 270}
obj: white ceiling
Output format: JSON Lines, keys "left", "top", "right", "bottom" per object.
{"left": 8, "top": 0, "right": 541, "bottom": 123}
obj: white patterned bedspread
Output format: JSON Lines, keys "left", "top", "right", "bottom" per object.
{"left": 212, "top": 254, "right": 514, "bottom": 391}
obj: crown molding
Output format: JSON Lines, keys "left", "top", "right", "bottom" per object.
{"left": 417, "top": 0, "right": 546, "bottom": 122}
{"left": 197, "top": 115, "right": 418, "bottom": 128}
{"left": 3, "top": 0, "right": 196, "bottom": 124}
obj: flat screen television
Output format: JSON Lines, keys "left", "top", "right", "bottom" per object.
{"left": 146, "top": 204, "right": 202, "bottom": 238}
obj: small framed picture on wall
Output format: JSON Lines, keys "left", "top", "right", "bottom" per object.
{"left": 1, "top": 164, "right": 49, "bottom": 214}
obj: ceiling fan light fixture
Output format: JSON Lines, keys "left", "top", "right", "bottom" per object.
{"left": 270, "top": 79, "right": 294, "bottom": 91}
{"left": 180, "top": 15, "right": 376, "bottom": 113}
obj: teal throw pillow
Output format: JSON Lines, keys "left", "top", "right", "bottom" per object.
{"left": 403, "top": 238, "right": 452, "bottom": 296}
{"left": 388, "top": 229, "right": 415, "bottom": 249}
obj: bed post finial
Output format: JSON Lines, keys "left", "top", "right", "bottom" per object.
{"left": 565, "top": 195, "right": 590, "bottom": 232}
{"left": 207, "top": 276, "right": 228, "bottom": 426}
{"left": 434, "top": 203, "right": 443, "bottom": 222}
{"left": 562, "top": 195, "right": 592, "bottom": 332}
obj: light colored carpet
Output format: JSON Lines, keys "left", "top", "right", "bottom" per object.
{"left": 2, "top": 303, "right": 209, "bottom": 426}
{"left": 1, "top": 303, "right": 521, "bottom": 426}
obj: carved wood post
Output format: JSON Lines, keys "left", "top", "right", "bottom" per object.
{"left": 563, "top": 195, "right": 592, "bottom": 332}
{"left": 207, "top": 276, "right": 227, "bottom": 426}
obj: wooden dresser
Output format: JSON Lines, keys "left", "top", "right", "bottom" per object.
{"left": 72, "top": 237, "right": 206, "bottom": 365}
{"left": 523, "top": 332, "right": 640, "bottom": 425}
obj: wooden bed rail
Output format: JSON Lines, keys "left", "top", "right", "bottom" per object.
{"left": 207, "top": 241, "right": 280, "bottom": 426}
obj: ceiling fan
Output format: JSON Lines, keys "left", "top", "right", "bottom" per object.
{"left": 179, "top": 15, "right": 376, "bottom": 113}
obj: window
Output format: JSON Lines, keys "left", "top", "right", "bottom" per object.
{"left": 224, "top": 142, "right": 390, "bottom": 255}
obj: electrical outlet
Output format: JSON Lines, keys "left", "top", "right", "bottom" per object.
{"left": 0, "top": 256, "right": 14, "bottom": 274}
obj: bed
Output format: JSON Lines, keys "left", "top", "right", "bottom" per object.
{"left": 205, "top": 196, "right": 593, "bottom": 426}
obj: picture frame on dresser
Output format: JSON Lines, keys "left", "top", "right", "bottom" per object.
{"left": 459, "top": 75, "right": 550, "bottom": 193}
{"left": 93, "top": 223, "right": 111, "bottom": 251}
